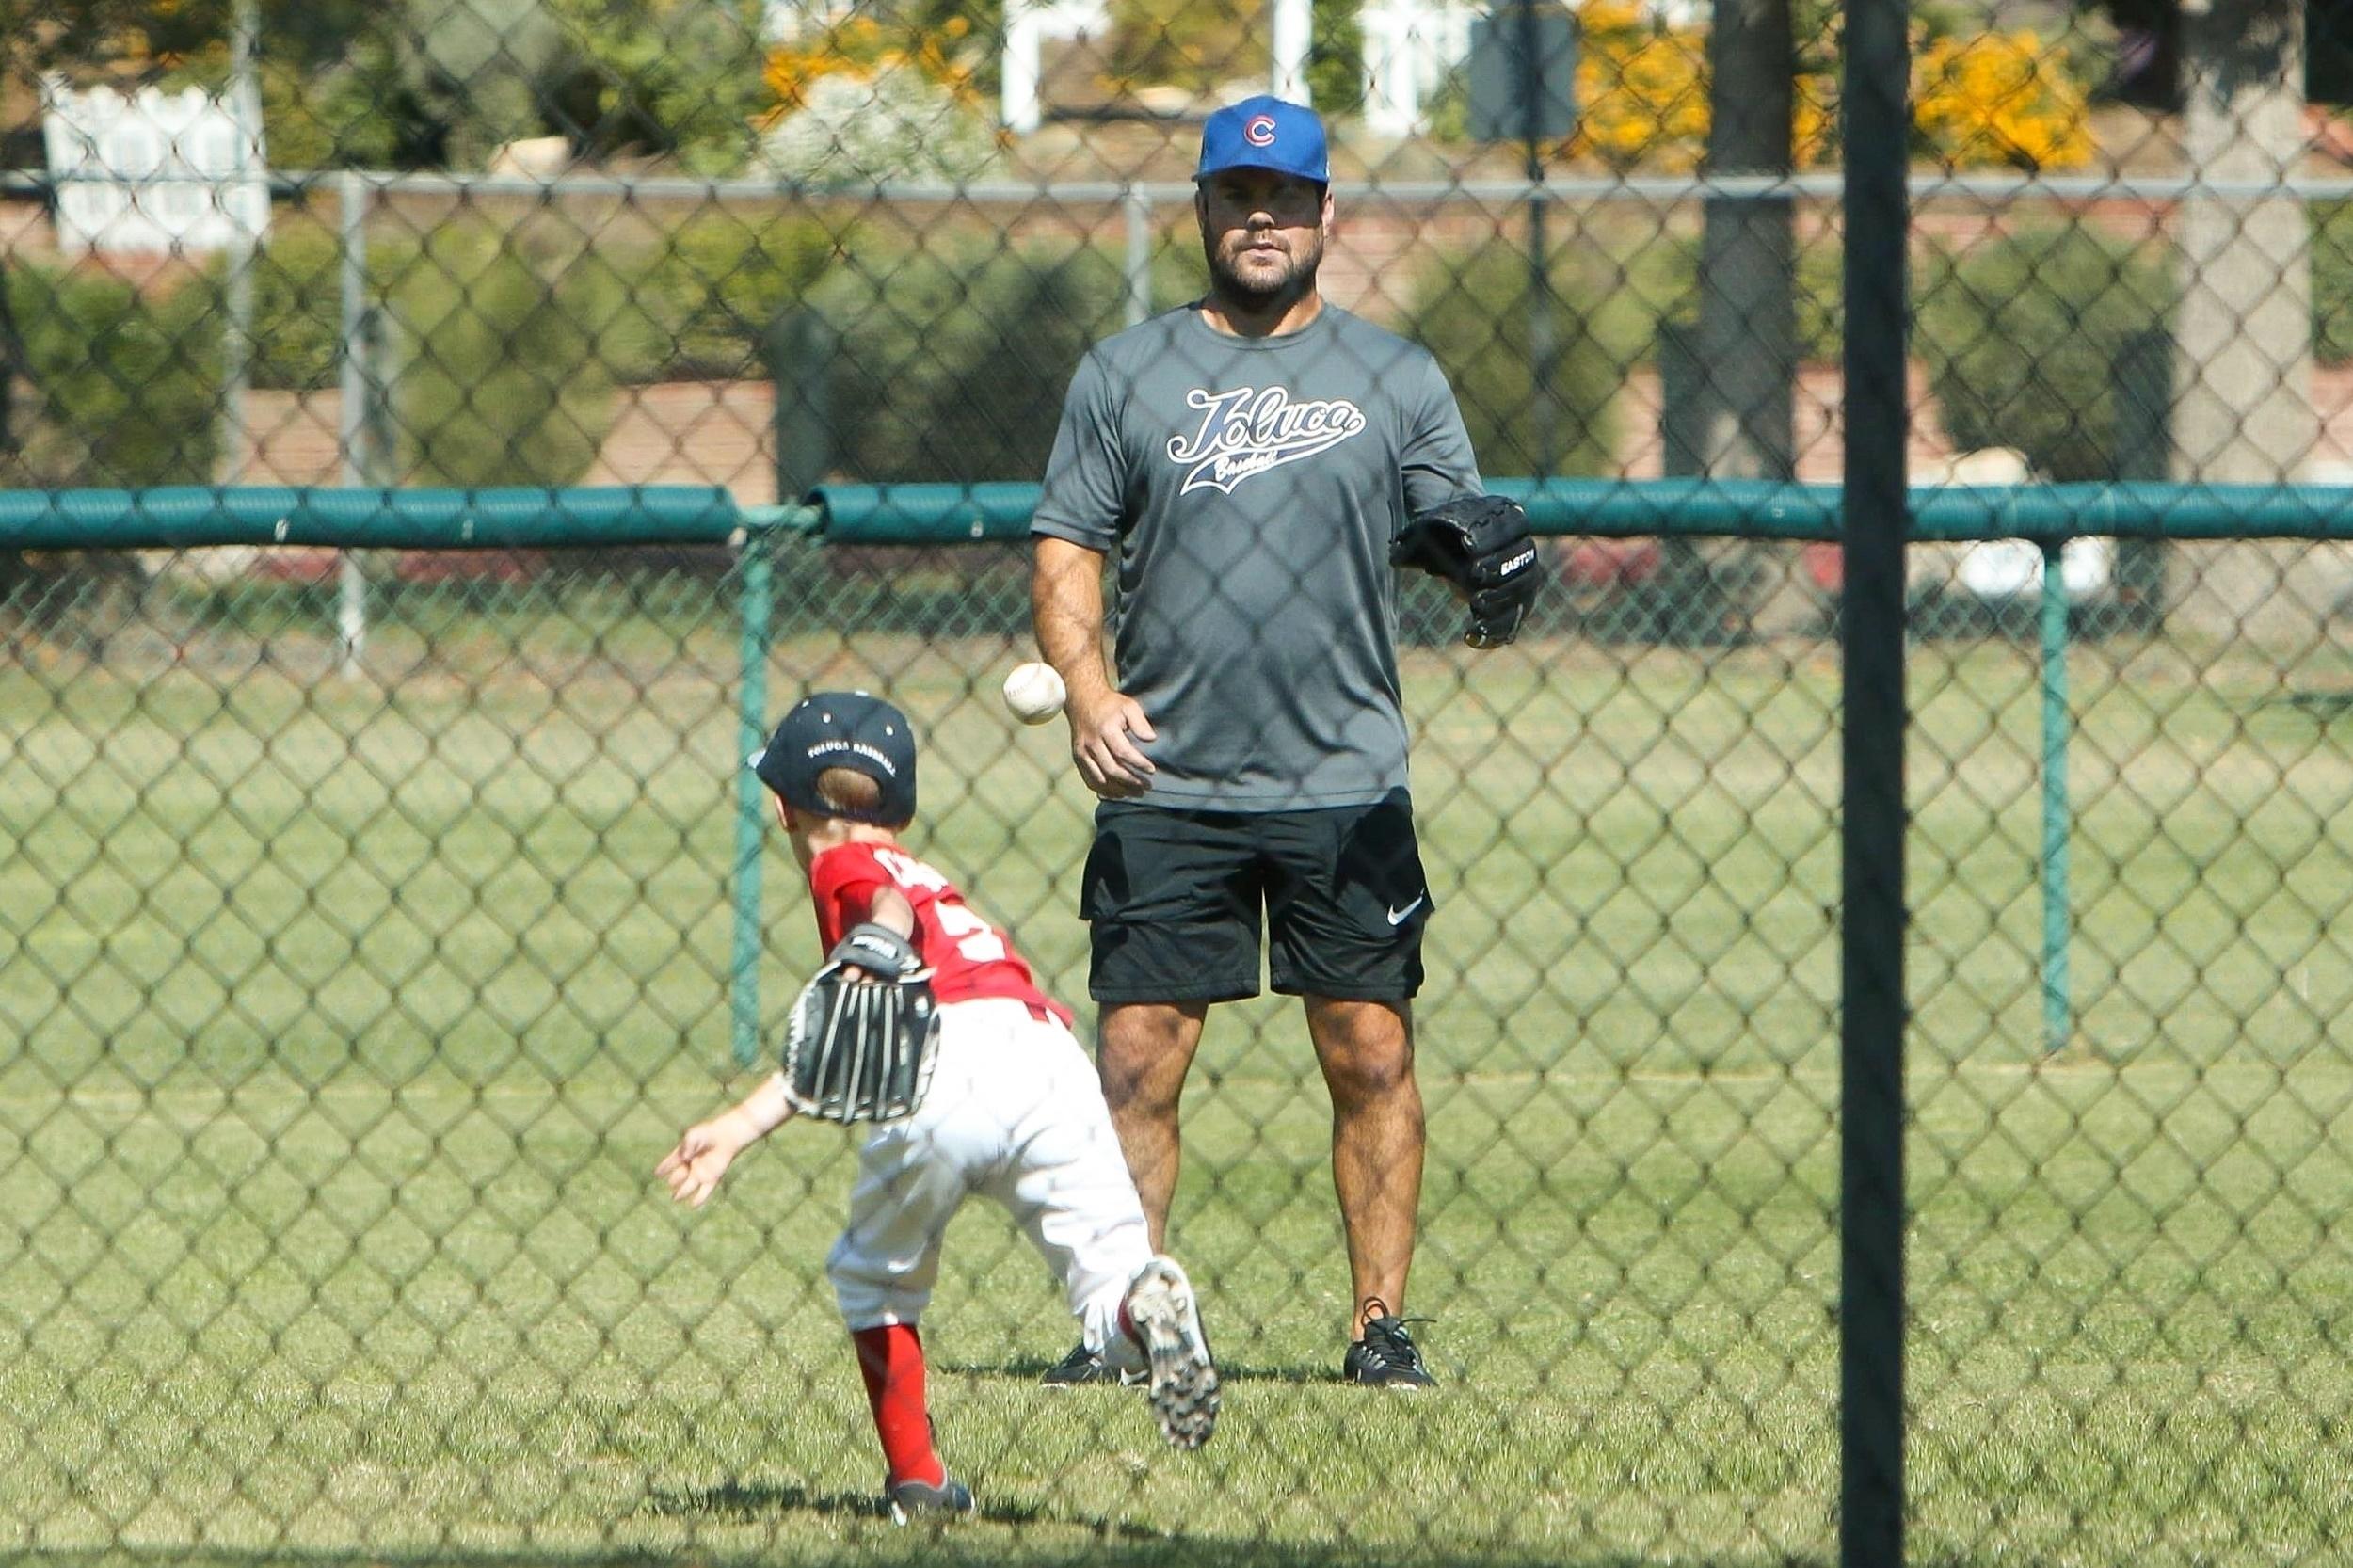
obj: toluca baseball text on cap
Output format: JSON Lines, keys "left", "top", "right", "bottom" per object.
{"left": 751, "top": 691, "right": 920, "bottom": 824}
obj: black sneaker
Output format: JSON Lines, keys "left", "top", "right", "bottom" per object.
{"left": 1039, "top": 1339, "right": 1141, "bottom": 1386}
{"left": 888, "top": 1474, "right": 974, "bottom": 1526}
{"left": 1343, "top": 1315, "right": 1437, "bottom": 1388}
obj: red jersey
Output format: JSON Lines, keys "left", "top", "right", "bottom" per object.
{"left": 806, "top": 841, "right": 1073, "bottom": 1028}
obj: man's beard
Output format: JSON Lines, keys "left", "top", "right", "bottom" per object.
{"left": 1206, "top": 232, "right": 1323, "bottom": 311}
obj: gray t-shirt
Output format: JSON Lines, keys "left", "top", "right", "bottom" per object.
{"left": 1032, "top": 303, "right": 1481, "bottom": 810}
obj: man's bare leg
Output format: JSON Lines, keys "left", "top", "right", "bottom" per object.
{"left": 1305, "top": 995, "right": 1423, "bottom": 1338}
{"left": 1097, "top": 1000, "right": 1211, "bottom": 1250}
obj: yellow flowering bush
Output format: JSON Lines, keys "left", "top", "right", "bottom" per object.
{"left": 761, "top": 14, "right": 980, "bottom": 118}
{"left": 1913, "top": 31, "right": 2095, "bottom": 171}
{"left": 1571, "top": 1, "right": 1709, "bottom": 171}
{"left": 1565, "top": 2, "right": 2092, "bottom": 173}
{"left": 1791, "top": 74, "right": 1836, "bottom": 168}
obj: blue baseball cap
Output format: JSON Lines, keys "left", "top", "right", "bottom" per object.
{"left": 751, "top": 691, "right": 918, "bottom": 825}
{"left": 1195, "top": 95, "right": 1329, "bottom": 185}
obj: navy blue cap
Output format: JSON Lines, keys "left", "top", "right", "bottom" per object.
{"left": 1195, "top": 95, "right": 1329, "bottom": 184}
{"left": 751, "top": 691, "right": 918, "bottom": 825}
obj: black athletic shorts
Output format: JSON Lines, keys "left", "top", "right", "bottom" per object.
{"left": 1080, "top": 789, "right": 1433, "bottom": 1004}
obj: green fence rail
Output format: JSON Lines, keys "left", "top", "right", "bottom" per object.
{"left": 0, "top": 485, "right": 759, "bottom": 551}
{"left": 802, "top": 478, "right": 2353, "bottom": 545}
{"left": 20, "top": 479, "right": 2353, "bottom": 553}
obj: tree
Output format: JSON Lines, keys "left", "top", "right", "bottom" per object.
{"left": 394, "top": 0, "right": 571, "bottom": 166}
{"left": 2175, "top": 0, "right": 2313, "bottom": 484}
{"left": 1670, "top": 0, "right": 1796, "bottom": 638}
{"left": 2172, "top": 0, "right": 2317, "bottom": 630}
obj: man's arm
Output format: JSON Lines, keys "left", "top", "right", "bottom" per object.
{"left": 1399, "top": 353, "right": 1483, "bottom": 518}
{"left": 1032, "top": 536, "right": 1156, "bottom": 799}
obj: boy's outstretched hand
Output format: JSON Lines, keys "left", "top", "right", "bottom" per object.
{"left": 656, "top": 1119, "right": 743, "bottom": 1207}
{"left": 657, "top": 1074, "right": 797, "bottom": 1208}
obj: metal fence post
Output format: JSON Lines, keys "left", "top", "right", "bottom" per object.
{"left": 336, "top": 170, "right": 372, "bottom": 677}
{"left": 730, "top": 520, "right": 776, "bottom": 1070}
{"left": 2041, "top": 545, "right": 2073, "bottom": 1055}
{"left": 214, "top": 0, "right": 261, "bottom": 487}
{"left": 769, "top": 309, "right": 836, "bottom": 505}
{"left": 2114, "top": 328, "right": 2174, "bottom": 626}
{"left": 1123, "top": 186, "right": 1153, "bottom": 329}
{"left": 741, "top": 313, "right": 834, "bottom": 1065}
{"left": 1517, "top": 0, "right": 1559, "bottom": 478}
{"left": 1656, "top": 318, "right": 1721, "bottom": 642}
{"left": 1840, "top": 0, "right": 1911, "bottom": 1560}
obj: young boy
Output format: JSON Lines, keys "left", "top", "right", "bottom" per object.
{"left": 656, "top": 691, "right": 1219, "bottom": 1525}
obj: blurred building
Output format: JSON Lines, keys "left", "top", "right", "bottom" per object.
{"left": 39, "top": 75, "right": 266, "bottom": 255}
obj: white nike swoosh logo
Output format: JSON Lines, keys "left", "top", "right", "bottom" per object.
{"left": 1385, "top": 896, "right": 1427, "bottom": 926}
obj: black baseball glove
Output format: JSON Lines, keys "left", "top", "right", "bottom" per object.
{"left": 780, "top": 923, "right": 941, "bottom": 1123}
{"left": 1390, "top": 494, "right": 1543, "bottom": 648}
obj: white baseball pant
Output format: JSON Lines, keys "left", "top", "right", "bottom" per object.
{"left": 826, "top": 997, "right": 1153, "bottom": 1368}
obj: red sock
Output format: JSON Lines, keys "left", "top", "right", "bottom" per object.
{"left": 850, "top": 1323, "right": 944, "bottom": 1488}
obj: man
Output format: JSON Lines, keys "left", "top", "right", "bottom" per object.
{"left": 1030, "top": 95, "right": 1513, "bottom": 1387}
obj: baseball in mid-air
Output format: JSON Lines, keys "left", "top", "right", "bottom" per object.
{"left": 1002, "top": 662, "right": 1067, "bottom": 725}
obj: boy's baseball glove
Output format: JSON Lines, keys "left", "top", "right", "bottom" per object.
{"left": 1390, "top": 494, "right": 1543, "bottom": 648}
{"left": 781, "top": 923, "right": 940, "bottom": 1123}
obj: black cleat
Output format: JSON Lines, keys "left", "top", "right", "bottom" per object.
{"left": 1039, "top": 1339, "right": 1127, "bottom": 1386}
{"left": 888, "top": 1474, "right": 975, "bottom": 1526}
{"left": 1122, "top": 1256, "right": 1220, "bottom": 1448}
{"left": 1344, "top": 1315, "right": 1437, "bottom": 1388}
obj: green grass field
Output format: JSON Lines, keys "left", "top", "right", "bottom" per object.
{"left": 4, "top": 607, "right": 2352, "bottom": 1565}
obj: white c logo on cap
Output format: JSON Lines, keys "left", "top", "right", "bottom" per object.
{"left": 1244, "top": 114, "right": 1277, "bottom": 147}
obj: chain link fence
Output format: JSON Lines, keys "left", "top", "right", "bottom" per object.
{"left": 4, "top": 1, "right": 2353, "bottom": 1562}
